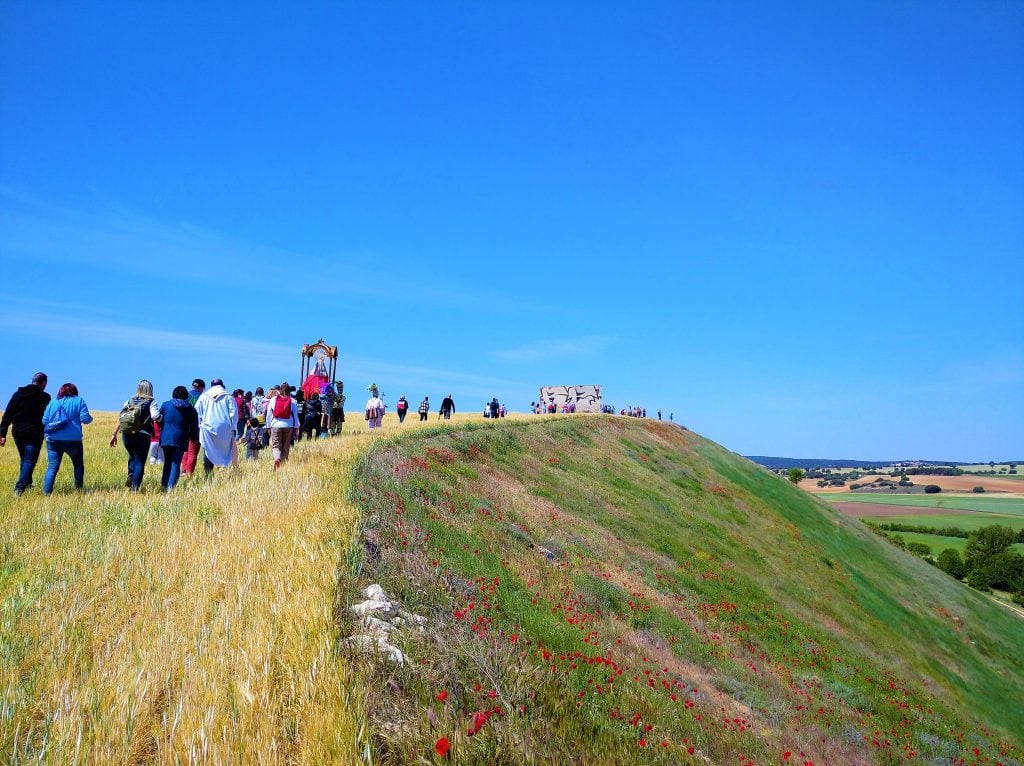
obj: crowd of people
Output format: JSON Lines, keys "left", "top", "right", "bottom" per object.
{"left": 2, "top": 371, "right": 674, "bottom": 496}
{"left": 0, "top": 372, "right": 352, "bottom": 496}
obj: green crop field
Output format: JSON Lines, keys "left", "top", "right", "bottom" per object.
{"left": 870, "top": 513, "right": 1024, "bottom": 533}
{"left": 822, "top": 492, "right": 1024, "bottom": 515}
{"left": 887, "top": 531, "right": 1024, "bottom": 556}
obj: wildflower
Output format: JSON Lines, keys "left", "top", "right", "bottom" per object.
{"left": 435, "top": 737, "right": 450, "bottom": 757}
{"left": 436, "top": 690, "right": 448, "bottom": 702}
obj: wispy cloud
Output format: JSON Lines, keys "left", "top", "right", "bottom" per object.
{"left": 491, "top": 335, "right": 617, "bottom": 363}
{"left": 0, "top": 308, "right": 294, "bottom": 371}
{"left": 0, "top": 307, "right": 531, "bottom": 398}
{"left": 0, "top": 186, "right": 575, "bottom": 317}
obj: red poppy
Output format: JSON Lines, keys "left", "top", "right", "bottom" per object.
{"left": 436, "top": 690, "right": 448, "bottom": 702}
{"left": 435, "top": 737, "right": 450, "bottom": 757}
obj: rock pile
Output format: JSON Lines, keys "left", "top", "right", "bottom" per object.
{"left": 343, "top": 583, "right": 426, "bottom": 665}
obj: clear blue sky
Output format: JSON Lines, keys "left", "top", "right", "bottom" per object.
{"left": 1, "top": 2, "right": 1021, "bottom": 460}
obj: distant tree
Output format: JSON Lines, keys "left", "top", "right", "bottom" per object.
{"left": 936, "top": 548, "right": 966, "bottom": 579}
{"left": 965, "top": 526, "right": 1017, "bottom": 570}
{"left": 989, "top": 461, "right": 996, "bottom": 468}
{"left": 787, "top": 468, "right": 806, "bottom": 484}
{"left": 967, "top": 552, "right": 1024, "bottom": 592}
{"left": 972, "top": 486, "right": 985, "bottom": 493}
{"left": 924, "top": 484, "right": 941, "bottom": 494}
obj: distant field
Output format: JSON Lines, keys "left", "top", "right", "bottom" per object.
{"left": 870, "top": 513, "right": 1024, "bottom": 533}
{"left": 801, "top": 472, "right": 1024, "bottom": 494}
{"left": 887, "top": 530, "right": 1024, "bottom": 555}
{"left": 960, "top": 463, "right": 1022, "bottom": 475}
{"left": 822, "top": 492, "right": 1024, "bottom": 515}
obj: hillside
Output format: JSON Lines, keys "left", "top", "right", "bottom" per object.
{"left": 2, "top": 414, "right": 1021, "bottom": 764}
{"left": 349, "top": 417, "right": 1024, "bottom": 764}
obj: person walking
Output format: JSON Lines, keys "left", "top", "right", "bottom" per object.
{"left": 489, "top": 397, "right": 499, "bottom": 419}
{"left": 396, "top": 395, "right": 409, "bottom": 423}
{"left": 440, "top": 394, "right": 455, "bottom": 420}
{"left": 110, "top": 380, "right": 161, "bottom": 491}
{"left": 240, "top": 417, "right": 266, "bottom": 460}
{"left": 195, "top": 378, "right": 239, "bottom": 473}
{"left": 418, "top": 396, "right": 430, "bottom": 421}
{"left": 157, "top": 385, "right": 199, "bottom": 491}
{"left": 302, "top": 392, "right": 322, "bottom": 440}
{"left": 365, "top": 385, "right": 384, "bottom": 429}
{"left": 0, "top": 371, "right": 50, "bottom": 496}
{"left": 265, "top": 383, "right": 299, "bottom": 468}
{"left": 40, "top": 382, "right": 92, "bottom": 494}
{"left": 181, "top": 378, "right": 205, "bottom": 476}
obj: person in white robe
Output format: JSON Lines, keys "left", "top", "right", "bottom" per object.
{"left": 195, "top": 378, "right": 238, "bottom": 472}
{"left": 365, "top": 384, "right": 384, "bottom": 429}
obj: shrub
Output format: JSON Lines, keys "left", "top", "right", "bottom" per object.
{"left": 972, "top": 486, "right": 985, "bottom": 493}
{"left": 906, "top": 542, "right": 933, "bottom": 556}
{"left": 936, "top": 549, "right": 966, "bottom": 579}
{"left": 924, "top": 485, "right": 941, "bottom": 494}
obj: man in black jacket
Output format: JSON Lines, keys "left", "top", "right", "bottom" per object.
{"left": 0, "top": 372, "right": 50, "bottom": 495}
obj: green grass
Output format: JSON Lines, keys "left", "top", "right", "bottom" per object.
{"left": 886, "top": 531, "right": 1024, "bottom": 556}
{"left": 346, "top": 417, "right": 1024, "bottom": 764}
{"left": 862, "top": 513, "right": 1024, "bottom": 532}
{"left": 824, "top": 492, "right": 1024, "bottom": 514}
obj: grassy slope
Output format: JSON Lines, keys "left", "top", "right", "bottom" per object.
{"left": 0, "top": 412, "right": 371, "bottom": 763}
{"left": 349, "top": 416, "right": 1023, "bottom": 765}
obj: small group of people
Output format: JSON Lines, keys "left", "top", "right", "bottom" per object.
{"left": 622, "top": 406, "right": 647, "bottom": 418}
{"left": 531, "top": 398, "right": 577, "bottom": 414}
{"left": 367, "top": 390, "right": 457, "bottom": 427}
{"left": 483, "top": 398, "right": 506, "bottom": 418}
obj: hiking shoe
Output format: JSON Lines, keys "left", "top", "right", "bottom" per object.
{"left": 13, "top": 488, "right": 24, "bottom": 497}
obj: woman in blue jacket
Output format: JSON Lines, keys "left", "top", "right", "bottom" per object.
{"left": 158, "top": 385, "right": 200, "bottom": 491}
{"left": 40, "top": 382, "right": 93, "bottom": 494}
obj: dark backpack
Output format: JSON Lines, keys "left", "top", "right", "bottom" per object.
{"left": 247, "top": 426, "right": 265, "bottom": 449}
{"left": 119, "top": 398, "right": 150, "bottom": 434}
{"left": 273, "top": 396, "right": 293, "bottom": 420}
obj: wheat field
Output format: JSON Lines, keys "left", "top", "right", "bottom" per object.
{"left": 0, "top": 410, "right": 486, "bottom": 764}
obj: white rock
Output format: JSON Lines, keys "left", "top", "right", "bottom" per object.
{"left": 362, "top": 583, "right": 387, "bottom": 602}
{"left": 398, "top": 609, "right": 427, "bottom": 627}
{"left": 343, "top": 634, "right": 406, "bottom": 665}
{"left": 363, "top": 616, "right": 395, "bottom": 636}
{"left": 351, "top": 599, "right": 399, "bottom": 619}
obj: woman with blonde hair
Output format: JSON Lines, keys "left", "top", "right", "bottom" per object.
{"left": 110, "top": 379, "right": 161, "bottom": 491}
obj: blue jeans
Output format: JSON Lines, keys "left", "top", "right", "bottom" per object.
{"left": 123, "top": 432, "right": 150, "bottom": 490}
{"left": 43, "top": 439, "right": 84, "bottom": 494}
{"left": 161, "top": 445, "right": 185, "bottom": 490}
{"left": 13, "top": 434, "right": 43, "bottom": 492}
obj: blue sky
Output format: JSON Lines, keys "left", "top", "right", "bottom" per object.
{"left": 1, "top": 2, "right": 1021, "bottom": 460}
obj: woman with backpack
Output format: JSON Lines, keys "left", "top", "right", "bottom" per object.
{"left": 158, "top": 385, "right": 199, "bottom": 491}
{"left": 265, "top": 383, "right": 299, "bottom": 469}
{"left": 40, "top": 382, "right": 93, "bottom": 495}
{"left": 109, "top": 379, "right": 161, "bottom": 491}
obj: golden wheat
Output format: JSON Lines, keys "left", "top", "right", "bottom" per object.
{"left": 0, "top": 409, "right": 504, "bottom": 764}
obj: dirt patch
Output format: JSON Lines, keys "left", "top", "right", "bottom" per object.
{"left": 832, "top": 502, "right": 964, "bottom": 518}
